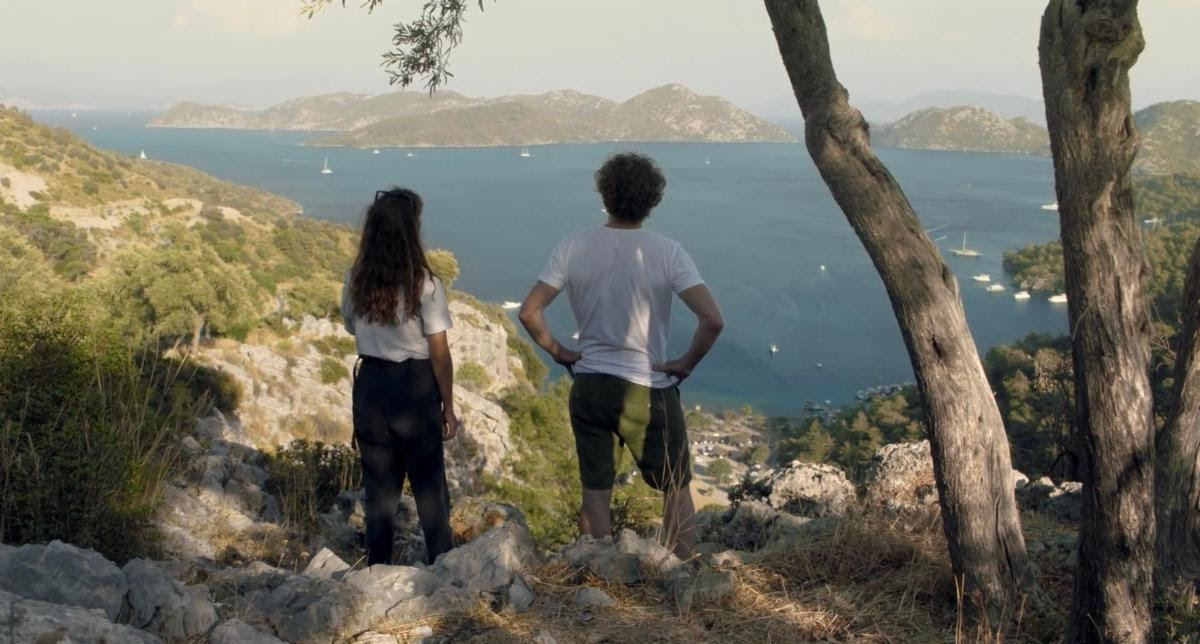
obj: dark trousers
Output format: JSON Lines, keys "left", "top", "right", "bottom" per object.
{"left": 352, "top": 356, "right": 453, "bottom": 566}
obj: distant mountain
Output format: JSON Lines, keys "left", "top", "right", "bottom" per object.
{"left": 150, "top": 84, "right": 794, "bottom": 146}
{"left": 752, "top": 89, "right": 1046, "bottom": 125}
{"left": 874, "top": 106, "right": 1049, "bottom": 155}
{"left": 1134, "top": 100, "right": 1200, "bottom": 175}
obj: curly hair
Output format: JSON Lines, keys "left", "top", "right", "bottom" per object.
{"left": 349, "top": 187, "right": 433, "bottom": 325}
{"left": 594, "top": 152, "right": 666, "bottom": 223}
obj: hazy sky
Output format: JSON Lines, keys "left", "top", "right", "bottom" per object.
{"left": 1, "top": 0, "right": 1197, "bottom": 111}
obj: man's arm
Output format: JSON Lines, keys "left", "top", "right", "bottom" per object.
{"left": 653, "top": 284, "right": 724, "bottom": 382}
{"left": 518, "top": 281, "right": 580, "bottom": 370}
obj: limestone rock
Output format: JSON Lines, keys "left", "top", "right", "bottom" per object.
{"left": 706, "top": 500, "right": 819, "bottom": 551}
{"left": 507, "top": 575, "right": 535, "bottom": 613}
{"left": 433, "top": 522, "right": 535, "bottom": 595}
{"left": 863, "top": 440, "right": 939, "bottom": 513}
{"left": 739, "top": 461, "right": 856, "bottom": 518}
{"left": 450, "top": 498, "right": 528, "bottom": 542}
{"left": 123, "top": 558, "right": 218, "bottom": 640}
{"left": 0, "top": 589, "right": 160, "bottom": 644}
{"left": 667, "top": 569, "right": 735, "bottom": 613}
{"left": 210, "top": 618, "right": 286, "bottom": 644}
{"left": 234, "top": 567, "right": 368, "bottom": 644}
{"left": 0, "top": 540, "right": 127, "bottom": 620}
{"left": 354, "top": 631, "right": 400, "bottom": 644}
{"left": 1016, "top": 477, "right": 1083, "bottom": 522}
{"left": 587, "top": 551, "right": 642, "bottom": 584}
{"left": 303, "top": 548, "right": 352, "bottom": 581}
{"left": 573, "top": 587, "right": 616, "bottom": 608}
{"left": 560, "top": 534, "right": 614, "bottom": 568}
{"left": 342, "top": 563, "right": 468, "bottom": 623}
{"left": 614, "top": 529, "right": 683, "bottom": 575}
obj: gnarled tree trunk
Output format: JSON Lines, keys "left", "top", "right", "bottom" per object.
{"left": 763, "top": 0, "right": 1029, "bottom": 616}
{"left": 1158, "top": 236, "right": 1200, "bottom": 594}
{"left": 1038, "top": 2, "right": 1154, "bottom": 641}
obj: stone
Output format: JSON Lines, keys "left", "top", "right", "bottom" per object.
{"left": 1016, "top": 476, "right": 1082, "bottom": 522}
{"left": 209, "top": 618, "right": 286, "bottom": 644}
{"left": 614, "top": 529, "right": 683, "bottom": 575}
{"left": 667, "top": 569, "right": 735, "bottom": 613}
{"left": 123, "top": 558, "right": 219, "bottom": 640}
{"left": 247, "top": 572, "right": 368, "bottom": 643}
{"left": 0, "top": 589, "right": 160, "bottom": 644}
{"left": 433, "top": 522, "right": 535, "bottom": 595}
{"left": 863, "top": 441, "right": 939, "bottom": 513}
{"left": 507, "top": 575, "right": 535, "bottom": 613}
{"left": 574, "top": 587, "right": 616, "bottom": 608}
{"left": 450, "top": 498, "right": 528, "bottom": 542}
{"left": 342, "top": 564, "right": 462, "bottom": 622}
{"left": 355, "top": 631, "right": 400, "bottom": 643}
{"left": 532, "top": 632, "right": 559, "bottom": 644}
{"left": 560, "top": 534, "right": 613, "bottom": 568}
{"left": 304, "top": 547, "right": 352, "bottom": 581}
{"left": 741, "top": 461, "right": 856, "bottom": 518}
{"left": 0, "top": 540, "right": 127, "bottom": 620}
{"left": 587, "top": 551, "right": 643, "bottom": 584}
{"left": 410, "top": 625, "right": 435, "bottom": 639}
{"left": 710, "top": 549, "right": 749, "bottom": 568}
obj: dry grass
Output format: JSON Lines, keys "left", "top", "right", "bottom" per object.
{"left": 370, "top": 512, "right": 1075, "bottom": 643}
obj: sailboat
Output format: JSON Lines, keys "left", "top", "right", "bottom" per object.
{"left": 519, "top": 146, "right": 532, "bottom": 158}
{"left": 320, "top": 158, "right": 333, "bottom": 175}
{"left": 138, "top": 149, "right": 147, "bottom": 160}
{"left": 705, "top": 156, "right": 711, "bottom": 166}
{"left": 768, "top": 343, "right": 780, "bottom": 356}
{"left": 949, "top": 233, "right": 980, "bottom": 257}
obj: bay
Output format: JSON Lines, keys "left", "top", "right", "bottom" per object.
{"left": 36, "top": 110, "right": 1067, "bottom": 416}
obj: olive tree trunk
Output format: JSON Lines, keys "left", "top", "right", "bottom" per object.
{"left": 1038, "top": 2, "right": 1154, "bottom": 641}
{"left": 763, "top": 0, "right": 1029, "bottom": 615}
{"left": 1157, "top": 235, "right": 1200, "bottom": 593}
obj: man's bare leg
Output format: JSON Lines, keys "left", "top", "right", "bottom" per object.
{"left": 663, "top": 483, "right": 697, "bottom": 560}
{"left": 579, "top": 488, "right": 613, "bottom": 539}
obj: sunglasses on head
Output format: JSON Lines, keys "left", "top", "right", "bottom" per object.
{"left": 374, "top": 189, "right": 414, "bottom": 204}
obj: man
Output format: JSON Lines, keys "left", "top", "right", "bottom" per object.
{"left": 518, "top": 152, "right": 723, "bottom": 559}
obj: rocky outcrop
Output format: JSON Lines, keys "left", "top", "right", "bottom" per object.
{"left": 0, "top": 540, "right": 128, "bottom": 621}
{"left": 123, "top": 558, "right": 219, "bottom": 640}
{"left": 863, "top": 441, "right": 938, "bottom": 514}
{"left": 735, "top": 461, "right": 856, "bottom": 518}
{"left": 1016, "top": 476, "right": 1082, "bottom": 523}
{"left": 0, "top": 589, "right": 161, "bottom": 644}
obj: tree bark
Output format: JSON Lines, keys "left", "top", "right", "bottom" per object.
{"left": 1157, "top": 235, "right": 1200, "bottom": 593}
{"left": 763, "top": 0, "right": 1030, "bottom": 616}
{"left": 1038, "top": 2, "right": 1154, "bottom": 642}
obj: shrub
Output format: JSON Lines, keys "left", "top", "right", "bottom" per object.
{"left": 426, "top": 248, "right": 459, "bottom": 287}
{"left": 457, "top": 361, "right": 492, "bottom": 392}
{"left": 319, "top": 357, "right": 349, "bottom": 385}
{"left": 708, "top": 458, "right": 734, "bottom": 485}
{"left": 0, "top": 289, "right": 203, "bottom": 561}
{"left": 264, "top": 440, "right": 360, "bottom": 532}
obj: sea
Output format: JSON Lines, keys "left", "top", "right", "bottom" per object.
{"left": 33, "top": 110, "right": 1068, "bottom": 417}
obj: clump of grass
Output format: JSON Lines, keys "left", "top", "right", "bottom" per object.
{"left": 457, "top": 361, "right": 493, "bottom": 392}
{"left": 264, "top": 439, "right": 360, "bottom": 533}
{"left": 319, "top": 356, "right": 350, "bottom": 385}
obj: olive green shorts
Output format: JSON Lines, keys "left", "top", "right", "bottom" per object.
{"left": 568, "top": 372, "right": 692, "bottom": 492}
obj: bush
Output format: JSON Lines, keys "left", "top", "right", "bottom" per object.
{"left": 707, "top": 458, "right": 734, "bottom": 485}
{"left": 0, "top": 289, "right": 202, "bottom": 561}
{"left": 319, "top": 357, "right": 349, "bottom": 385}
{"left": 457, "top": 361, "right": 492, "bottom": 392}
{"left": 426, "top": 248, "right": 460, "bottom": 287}
{"left": 264, "top": 440, "right": 360, "bottom": 532}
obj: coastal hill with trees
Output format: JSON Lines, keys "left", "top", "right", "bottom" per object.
{"left": 149, "top": 84, "right": 795, "bottom": 147}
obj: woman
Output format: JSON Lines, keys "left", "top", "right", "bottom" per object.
{"left": 341, "top": 187, "right": 459, "bottom": 566}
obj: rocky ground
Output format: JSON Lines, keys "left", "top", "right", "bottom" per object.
{"left": 1, "top": 424, "right": 1083, "bottom": 643}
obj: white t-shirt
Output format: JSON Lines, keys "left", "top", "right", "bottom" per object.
{"left": 538, "top": 226, "right": 704, "bottom": 388}
{"left": 340, "top": 272, "right": 453, "bottom": 363}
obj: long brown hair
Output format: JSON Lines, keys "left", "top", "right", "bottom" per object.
{"left": 349, "top": 187, "right": 432, "bottom": 325}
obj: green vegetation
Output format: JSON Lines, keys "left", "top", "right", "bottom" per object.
{"left": 456, "top": 361, "right": 492, "bottom": 392}
{"left": 1134, "top": 100, "right": 1200, "bottom": 175}
{"left": 264, "top": 440, "right": 360, "bottom": 532}
{"left": 426, "top": 247, "right": 460, "bottom": 287}
{"left": 319, "top": 357, "right": 350, "bottom": 385}
{"left": 707, "top": 458, "right": 734, "bottom": 485}
{"left": 741, "top": 444, "right": 770, "bottom": 466}
{"left": 1, "top": 204, "right": 95, "bottom": 280}
{"left": 876, "top": 106, "right": 1049, "bottom": 155}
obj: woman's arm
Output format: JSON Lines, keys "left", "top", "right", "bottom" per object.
{"left": 427, "top": 331, "right": 458, "bottom": 439}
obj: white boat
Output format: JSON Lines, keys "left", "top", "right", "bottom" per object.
{"left": 972, "top": 274, "right": 991, "bottom": 283}
{"left": 501, "top": 301, "right": 521, "bottom": 310}
{"left": 986, "top": 284, "right": 1006, "bottom": 293}
{"left": 320, "top": 158, "right": 333, "bottom": 174}
{"left": 819, "top": 264, "right": 826, "bottom": 272}
{"left": 1048, "top": 293, "right": 1068, "bottom": 304}
{"left": 70, "top": 112, "right": 77, "bottom": 118}
{"left": 138, "top": 149, "right": 147, "bottom": 160}
{"left": 768, "top": 343, "right": 780, "bottom": 356}
{"left": 571, "top": 331, "right": 580, "bottom": 340}
{"left": 1013, "top": 290, "right": 1031, "bottom": 300}
{"left": 949, "top": 233, "right": 980, "bottom": 258}
{"left": 705, "top": 156, "right": 710, "bottom": 166}
{"left": 372, "top": 149, "right": 380, "bottom": 155}
{"left": 406, "top": 152, "right": 414, "bottom": 158}
{"left": 1143, "top": 217, "right": 1164, "bottom": 226}
{"left": 519, "top": 146, "right": 531, "bottom": 158}
{"left": 1041, "top": 202, "right": 1059, "bottom": 211}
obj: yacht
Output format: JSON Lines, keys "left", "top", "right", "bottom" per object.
{"left": 949, "top": 233, "right": 980, "bottom": 258}
{"left": 986, "top": 284, "right": 1006, "bottom": 293}
{"left": 768, "top": 343, "right": 780, "bottom": 356}
{"left": 972, "top": 274, "right": 991, "bottom": 283}
{"left": 1048, "top": 293, "right": 1068, "bottom": 304}
{"left": 138, "top": 149, "right": 147, "bottom": 160}
{"left": 1013, "top": 290, "right": 1031, "bottom": 300}
{"left": 320, "top": 158, "right": 333, "bottom": 175}
{"left": 501, "top": 301, "right": 521, "bottom": 310}
{"left": 1041, "top": 202, "right": 1059, "bottom": 211}
{"left": 519, "top": 147, "right": 531, "bottom": 158}
{"left": 571, "top": 331, "right": 580, "bottom": 340}
{"left": 1144, "top": 217, "right": 1165, "bottom": 226}
{"left": 406, "top": 152, "right": 414, "bottom": 158}
{"left": 372, "top": 148, "right": 380, "bottom": 155}
{"left": 705, "top": 156, "right": 710, "bottom": 166}
{"left": 819, "top": 264, "right": 826, "bottom": 272}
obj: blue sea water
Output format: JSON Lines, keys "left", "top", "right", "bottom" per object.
{"left": 35, "top": 110, "right": 1068, "bottom": 416}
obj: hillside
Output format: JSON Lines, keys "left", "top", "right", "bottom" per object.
{"left": 874, "top": 105, "right": 1050, "bottom": 155}
{"left": 150, "top": 84, "right": 795, "bottom": 146}
{"left": 1135, "top": 99, "right": 1200, "bottom": 175}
